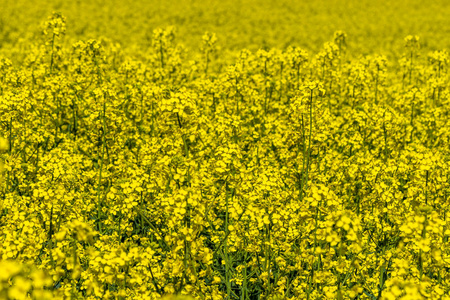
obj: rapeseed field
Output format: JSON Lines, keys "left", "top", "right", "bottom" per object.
{"left": 1, "top": 1, "right": 450, "bottom": 299}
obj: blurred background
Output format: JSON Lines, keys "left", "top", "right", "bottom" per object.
{"left": 1, "top": 0, "right": 449, "bottom": 58}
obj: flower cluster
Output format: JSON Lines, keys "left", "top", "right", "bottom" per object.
{"left": 1, "top": 11, "right": 450, "bottom": 300}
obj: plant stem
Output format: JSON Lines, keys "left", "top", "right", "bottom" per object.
{"left": 96, "top": 102, "right": 106, "bottom": 232}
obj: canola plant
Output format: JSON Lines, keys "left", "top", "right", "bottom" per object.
{"left": 1, "top": 3, "right": 450, "bottom": 300}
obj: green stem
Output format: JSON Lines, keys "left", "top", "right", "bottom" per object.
{"left": 304, "top": 89, "right": 314, "bottom": 192}
{"left": 50, "top": 33, "right": 55, "bottom": 73}
{"left": 96, "top": 102, "right": 106, "bottom": 232}
{"left": 225, "top": 184, "right": 231, "bottom": 299}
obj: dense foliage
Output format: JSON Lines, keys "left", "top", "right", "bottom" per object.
{"left": 1, "top": 4, "right": 450, "bottom": 300}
